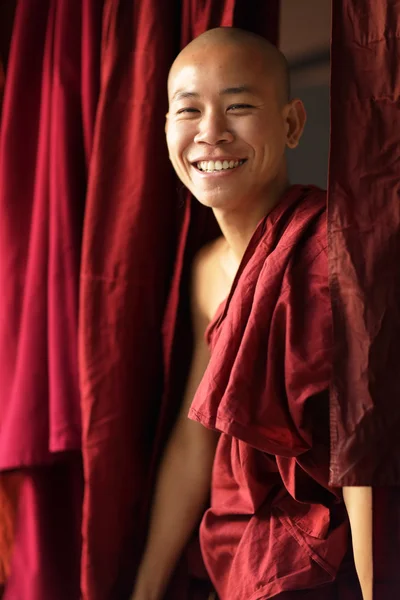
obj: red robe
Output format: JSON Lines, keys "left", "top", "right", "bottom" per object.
{"left": 189, "top": 186, "right": 361, "bottom": 599}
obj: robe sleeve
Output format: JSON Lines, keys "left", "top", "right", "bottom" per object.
{"left": 190, "top": 242, "right": 332, "bottom": 458}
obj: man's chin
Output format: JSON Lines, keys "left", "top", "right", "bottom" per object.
{"left": 192, "top": 190, "right": 242, "bottom": 211}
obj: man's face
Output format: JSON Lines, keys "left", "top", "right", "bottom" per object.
{"left": 166, "top": 43, "right": 291, "bottom": 211}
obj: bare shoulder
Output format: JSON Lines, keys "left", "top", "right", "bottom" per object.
{"left": 191, "top": 237, "right": 228, "bottom": 327}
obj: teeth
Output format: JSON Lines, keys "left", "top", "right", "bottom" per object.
{"left": 196, "top": 159, "right": 244, "bottom": 172}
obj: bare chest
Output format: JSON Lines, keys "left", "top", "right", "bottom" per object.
{"left": 204, "top": 243, "right": 239, "bottom": 323}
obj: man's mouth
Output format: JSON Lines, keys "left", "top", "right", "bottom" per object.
{"left": 194, "top": 159, "right": 247, "bottom": 173}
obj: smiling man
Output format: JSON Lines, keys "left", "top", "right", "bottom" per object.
{"left": 131, "top": 28, "right": 368, "bottom": 600}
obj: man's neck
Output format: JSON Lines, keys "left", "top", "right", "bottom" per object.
{"left": 213, "top": 179, "right": 290, "bottom": 264}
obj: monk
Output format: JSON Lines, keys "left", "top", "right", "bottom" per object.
{"left": 131, "top": 28, "right": 372, "bottom": 600}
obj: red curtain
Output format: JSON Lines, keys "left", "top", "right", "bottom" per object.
{"left": 0, "top": 473, "right": 20, "bottom": 585}
{"left": 0, "top": 57, "right": 5, "bottom": 115}
{"left": 329, "top": 2, "right": 400, "bottom": 594}
{"left": 0, "top": 0, "right": 102, "bottom": 598}
{"left": 79, "top": 2, "right": 279, "bottom": 599}
{"left": 0, "top": 2, "right": 19, "bottom": 585}
{"left": 0, "top": 0, "right": 102, "bottom": 468}
{"left": 328, "top": 0, "right": 400, "bottom": 487}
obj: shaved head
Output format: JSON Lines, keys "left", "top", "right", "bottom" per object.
{"left": 169, "top": 27, "right": 290, "bottom": 105}
{"left": 165, "top": 26, "right": 306, "bottom": 214}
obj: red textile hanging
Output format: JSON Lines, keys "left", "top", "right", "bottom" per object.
{"left": 79, "top": 1, "right": 179, "bottom": 597}
{"left": 0, "top": 59, "right": 4, "bottom": 109}
{"left": 0, "top": 0, "right": 102, "bottom": 598}
{"left": 329, "top": 2, "right": 400, "bottom": 596}
{"left": 79, "top": 1, "right": 279, "bottom": 598}
{"left": 0, "top": 3, "right": 21, "bottom": 586}
{"left": 328, "top": 0, "right": 400, "bottom": 486}
{"left": 0, "top": 473, "right": 21, "bottom": 585}
{"left": 0, "top": 0, "right": 84, "bottom": 469}
{"left": 0, "top": 1, "right": 18, "bottom": 72}
{"left": 4, "top": 458, "right": 83, "bottom": 600}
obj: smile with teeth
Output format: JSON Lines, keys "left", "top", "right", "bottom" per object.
{"left": 195, "top": 159, "right": 246, "bottom": 172}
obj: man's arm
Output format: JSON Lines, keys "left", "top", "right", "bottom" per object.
{"left": 131, "top": 255, "right": 218, "bottom": 600}
{"left": 343, "top": 486, "right": 373, "bottom": 600}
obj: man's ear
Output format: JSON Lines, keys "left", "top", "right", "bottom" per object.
{"left": 284, "top": 99, "right": 307, "bottom": 149}
{"left": 165, "top": 112, "right": 169, "bottom": 135}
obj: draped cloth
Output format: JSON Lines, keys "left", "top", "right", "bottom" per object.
{"left": 328, "top": 2, "right": 400, "bottom": 595}
{"left": 3, "top": 458, "right": 83, "bottom": 600}
{"left": 0, "top": 58, "right": 4, "bottom": 108}
{"left": 79, "top": 1, "right": 178, "bottom": 597}
{"left": 0, "top": 4, "right": 19, "bottom": 586}
{"left": 0, "top": 1, "right": 102, "bottom": 598}
{"left": 0, "top": 473, "right": 20, "bottom": 585}
{"left": 79, "top": 2, "right": 280, "bottom": 598}
{"left": 328, "top": 0, "right": 400, "bottom": 486}
{"left": 0, "top": 0, "right": 101, "bottom": 467}
{"left": 189, "top": 186, "right": 359, "bottom": 599}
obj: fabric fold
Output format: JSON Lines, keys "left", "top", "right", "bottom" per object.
{"left": 0, "top": 1, "right": 102, "bottom": 597}
{"left": 328, "top": 0, "right": 400, "bottom": 486}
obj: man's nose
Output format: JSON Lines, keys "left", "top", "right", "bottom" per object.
{"left": 194, "top": 110, "right": 234, "bottom": 145}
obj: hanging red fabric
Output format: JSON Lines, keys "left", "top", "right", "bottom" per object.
{"left": 79, "top": 1, "right": 179, "bottom": 597}
{"left": 0, "top": 0, "right": 84, "bottom": 469}
{"left": 328, "top": 0, "right": 400, "bottom": 487}
{"left": 0, "top": 1, "right": 102, "bottom": 598}
{"left": 329, "top": 2, "right": 400, "bottom": 596}
{"left": 0, "top": 3, "right": 21, "bottom": 586}
{"left": 0, "top": 473, "right": 20, "bottom": 586}
{"left": 0, "top": 59, "right": 4, "bottom": 111}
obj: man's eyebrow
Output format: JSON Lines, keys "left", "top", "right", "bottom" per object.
{"left": 219, "top": 85, "right": 257, "bottom": 95}
{"left": 171, "top": 90, "right": 199, "bottom": 102}
{"left": 171, "top": 85, "right": 257, "bottom": 102}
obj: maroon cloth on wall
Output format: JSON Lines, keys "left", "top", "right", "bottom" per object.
{"left": 0, "top": 1, "right": 21, "bottom": 588}
{"left": 0, "top": 1, "right": 102, "bottom": 598}
{"left": 79, "top": 1, "right": 280, "bottom": 598}
{"left": 329, "top": 2, "right": 400, "bottom": 595}
{"left": 79, "top": 1, "right": 178, "bottom": 598}
{"left": 0, "top": 59, "right": 4, "bottom": 109}
{"left": 4, "top": 458, "right": 83, "bottom": 600}
{"left": 328, "top": 0, "right": 400, "bottom": 486}
{"left": 0, "top": 0, "right": 101, "bottom": 469}
{"left": 0, "top": 1, "right": 18, "bottom": 70}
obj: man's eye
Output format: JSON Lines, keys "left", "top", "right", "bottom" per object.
{"left": 228, "top": 104, "right": 254, "bottom": 111}
{"left": 177, "top": 107, "right": 199, "bottom": 114}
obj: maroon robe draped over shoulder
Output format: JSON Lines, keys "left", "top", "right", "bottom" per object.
{"left": 189, "top": 186, "right": 361, "bottom": 599}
